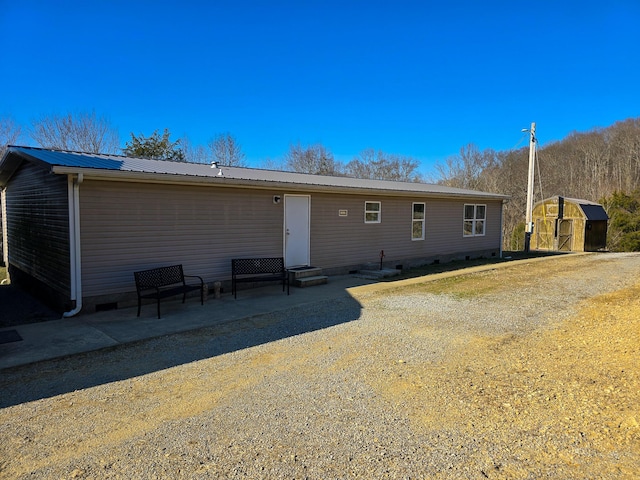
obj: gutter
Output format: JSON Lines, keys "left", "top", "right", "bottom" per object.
{"left": 63, "top": 173, "right": 83, "bottom": 318}
{"left": 1, "top": 188, "right": 8, "bottom": 268}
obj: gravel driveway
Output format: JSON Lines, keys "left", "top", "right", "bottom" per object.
{"left": 1, "top": 252, "right": 639, "bottom": 479}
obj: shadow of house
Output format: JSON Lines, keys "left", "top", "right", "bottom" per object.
{"left": 0, "top": 292, "right": 363, "bottom": 408}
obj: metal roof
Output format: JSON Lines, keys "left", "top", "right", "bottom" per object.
{"left": 558, "top": 197, "right": 609, "bottom": 220}
{"left": 534, "top": 196, "right": 609, "bottom": 221}
{"left": 1, "top": 146, "right": 508, "bottom": 200}
{"left": 578, "top": 204, "right": 609, "bottom": 221}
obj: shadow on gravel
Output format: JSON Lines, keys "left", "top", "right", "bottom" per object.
{"left": 0, "top": 251, "right": 569, "bottom": 408}
{"left": 0, "top": 296, "right": 364, "bottom": 408}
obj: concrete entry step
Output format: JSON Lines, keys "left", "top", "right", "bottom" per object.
{"left": 288, "top": 266, "right": 329, "bottom": 287}
{"left": 288, "top": 266, "right": 324, "bottom": 280}
{"left": 294, "top": 275, "right": 329, "bottom": 287}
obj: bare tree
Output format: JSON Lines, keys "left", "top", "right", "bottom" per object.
{"left": 574, "top": 131, "right": 610, "bottom": 200}
{"left": 182, "top": 137, "right": 211, "bottom": 164}
{"left": 209, "top": 133, "right": 247, "bottom": 166}
{"left": 434, "top": 144, "right": 499, "bottom": 190}
{"left": 259, "top": 157, "right": 285, "bottom": 171}
{"left": 345, "top": 148, "right": 422, "bottom": 182}
{"left": 284, "top": 143, "right": 341, "bottom": 175}
{"left": 31, "top": 112, "right": 119, "bottom": 153}
{"left": 608, "top": 118, "right": 640, "bottom": 194}
{"left": 0, "top": 116, "right": 22, "bottom": 157}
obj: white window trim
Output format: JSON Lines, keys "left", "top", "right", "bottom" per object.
{"left": 364, "top": 201, "right": 381, "bottom": 223}
{"left": 463, "top": 204, "right": 486, "bottom": 237}
{"left": 411, "top": 202, "right": 425, "bottom": 241}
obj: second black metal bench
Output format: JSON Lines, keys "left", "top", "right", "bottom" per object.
{"left": 231, "top": 257, "right": 289, "bottom": 299}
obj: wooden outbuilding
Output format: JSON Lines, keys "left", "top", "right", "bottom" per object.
{"left": 531, "top": 196, "right": 608, "bottom": 252}
{"left": 1, "top": 146, "right": 508, "bottom": 315}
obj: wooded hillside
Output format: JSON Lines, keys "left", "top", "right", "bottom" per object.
{"left": 436, "top": 118, "right": 640, "bottom": 251}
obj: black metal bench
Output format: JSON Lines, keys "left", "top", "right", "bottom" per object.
{"left": 134, "top": 264, "right": 204, "bottom": 318}
{"left": 231, "top": 257, "right": 289, "bottom": 299}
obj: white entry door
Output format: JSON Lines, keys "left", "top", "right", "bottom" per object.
{"left": 284, "top": 195, "right": 310, "bottom": 268}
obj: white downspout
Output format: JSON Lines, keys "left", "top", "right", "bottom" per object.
{"left": 63, "top": 173, "right": 83, "bottom": 318}
{"left": 1, "top": 188, "right": 8, "bottom": 269}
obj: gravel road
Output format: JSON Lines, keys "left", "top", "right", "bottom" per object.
{"left": 1, "top": 252, "right": 639, "bottom": 479}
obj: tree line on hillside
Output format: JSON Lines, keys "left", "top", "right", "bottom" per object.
{"left": 0, "top": 112, "right": 422, "bottom": 182}
{"left": 434, "top": 118, "right": 640, "bottom": 251}
{"left": 1, "top": 112, "right": 639, "bottom": 251}
{"left": 278, "top": 144, "right": 423, "bottom": 182}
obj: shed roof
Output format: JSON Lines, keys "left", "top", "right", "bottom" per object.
{"left": 578, "top": 203, "right": 609, "bottom": 221}
{"left": 535, "top": 196, "right": 609, "bottom": 221}
{"left": 558, "top": 197, "right": 609, "bottom": 220}
{"left": 0, "top": 146, "right": 508, "bottom": 200}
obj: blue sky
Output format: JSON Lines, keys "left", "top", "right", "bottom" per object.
{"left": 1, "top": 1, "right": 639, "bottom": 176}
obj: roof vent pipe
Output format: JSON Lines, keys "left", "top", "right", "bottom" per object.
{"left": 211, "top": 161, "right": 223, "bottom": 176}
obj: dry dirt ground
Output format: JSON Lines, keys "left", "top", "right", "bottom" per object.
{"left": 0, "top": 253, "right": 639, "bottom": 479}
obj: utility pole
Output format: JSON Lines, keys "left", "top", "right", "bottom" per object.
{"left": 524, "top": 122, "right": 536, "bottom": 253}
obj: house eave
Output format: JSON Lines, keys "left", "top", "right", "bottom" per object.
{"left": 1, "top": 147, "right": 60, "bottom": 187}
{"left": 50, "top": 166, "right": 509, "bottom": 201}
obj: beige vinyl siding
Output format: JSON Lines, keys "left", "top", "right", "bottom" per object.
{"left": 311, "top": 194, "right": 412, "bottom": 267}
{"left": 310, "top": 194, "right": 502, "bottom": 269}
{"left": 80, "top": 181, "right": 284, "bottom": 296}
{"left": 426, "top": 199, "right": 501, "bottom": 252}
{"left": 5, "top": 163, "right": 70, "bottom": 295}
{"left": 80, "top": 180, "right": 502, "bottom": 298}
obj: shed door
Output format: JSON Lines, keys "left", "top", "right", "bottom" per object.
{"left": 535, "top": 218, "right": 554, "bottom": 250}
{"left": 557, "top": 219, "right": 573, "bottom": 251}
{"left": 584, "top": 221, "right": 607, "bottom": 251}
{"left": 284, "top": 195, "right": 310, "bottom": 268}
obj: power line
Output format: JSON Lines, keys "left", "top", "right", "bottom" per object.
{"left": 510, "top": 132, "right": 530, "bottom": 151}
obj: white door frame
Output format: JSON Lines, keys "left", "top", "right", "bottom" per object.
{"left": 284, "top": 194, "right": 311, "bottom": 268}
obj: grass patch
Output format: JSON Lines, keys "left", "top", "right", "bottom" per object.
{"left": 383, "top": 250, "right": 564, "bottom": 284}
{"left": 401, "top": 272, "right": 500, "bottom": 298}
{"left": 432, "top": 275, "right": 497, "bottom": 298}
{"left": 380, "top": 251, "right": 586, "bottom": 300}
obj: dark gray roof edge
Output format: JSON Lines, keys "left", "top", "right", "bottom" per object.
{"left": 2, "top": 145, "right": 509, "bottom": 200}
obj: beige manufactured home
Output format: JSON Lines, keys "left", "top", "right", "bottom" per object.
{"left": 0, "top": 146, "right": 508, "bottom": 314}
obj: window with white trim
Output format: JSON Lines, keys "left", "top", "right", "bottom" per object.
{"left": 463, "top": 204, "right": 486, "bottom": 236}
{"left": 412, "top": 202, "right": 425, "bottom": 240}
{"left": 365, "top": 201, "right": 381, "bottom": 223}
